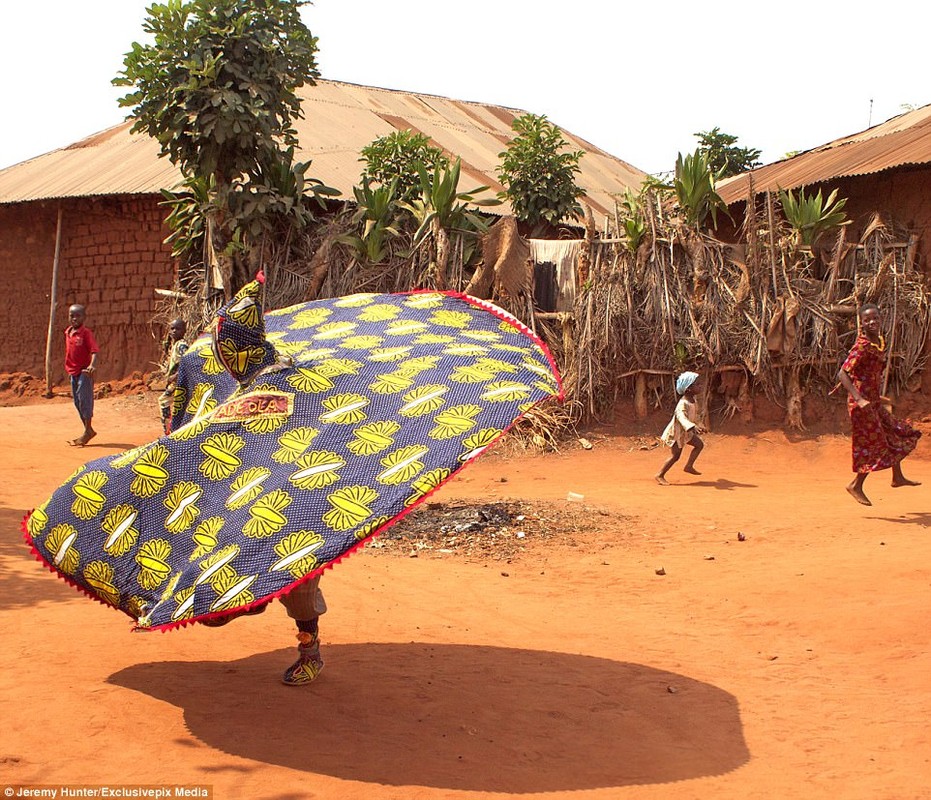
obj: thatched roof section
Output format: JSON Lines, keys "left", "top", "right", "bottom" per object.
{"left": 0, "top": 79, "right": 646, "bottom": 226}
{"left": 719, "top": 104, "right": 931, "bottom": 206}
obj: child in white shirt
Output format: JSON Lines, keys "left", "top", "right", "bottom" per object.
{"left": 656, "top": 371, "right": 705, "bottom": 485}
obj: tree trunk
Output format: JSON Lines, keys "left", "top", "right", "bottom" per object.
{"left": 634, "top": 372, "right": 648, "bottom": 419}
{"left": 433, "top": 218, "right": 449, "bottom": 290}
{"left": 785, "top": 365, "right": 805, "bottom": 430}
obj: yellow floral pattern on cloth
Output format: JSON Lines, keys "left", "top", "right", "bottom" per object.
{"left": 24, "top": 288, "right": 562, "bottom": 631}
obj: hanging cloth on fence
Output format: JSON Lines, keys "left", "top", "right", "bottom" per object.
{"left": 533, "top": 262, "right": 558, "bottom": 312}
{"left": 528, "top": 240, "right": 582, "bottom": 312}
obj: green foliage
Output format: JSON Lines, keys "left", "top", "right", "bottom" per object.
{"left": 617, "top": 187, "right": 647, "bottom": 254}
{"left": 399, "top": 158, "right": 500, "bottom": 245}
{"left": 360, "top": 131, "right": 449, "bottom": 206}
{"left": 115, "top": 0, "right": 319, "bottom": 183}
{"left": 160, "top": 175, "right": 213, "bottom": 259}
{"left": 115, "top": 0, "right": 338, "bottom": 290}
{"left": 694, "top": 127, "right": 761, "bottom": 178}
{"left": 496, "top": 113, "right": 585, "bottom": 232}
{"left": 338, "top": 177, "right": 402, "bottom": 264}
{"left": 159, "top": 147, "right": 338, "bottom": 259}
{"left": 229, "top": 146, "right": 340, "bottom": 236}
{"left": 673, "top": 150, "right": 730, "bottom": 229}
{"left": 778, "top": 186, "right": 851, "bottom": 247}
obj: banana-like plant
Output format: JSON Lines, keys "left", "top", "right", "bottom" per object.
{"left": 673, "top": 149, "right": 729, "bottom": 229}
{"left": 161, "top": 175, "right": 214, "bottom": 260}
{"left": 159, "top": 147, "right": 340, "bottom": 261}
{"left": 398, "top": 158, "right": 501, "bottom": 288}
{"left": 338, "top": 177, "right": 402, "bottom": 264}
{"left": 400, "top": 159, "right": 499, "bottom": 241}
{"left": 617, "top": 187, "right": 647, "bottom": 254}
{"left": 778, "top": 186, "right": 850, "bottom": 247}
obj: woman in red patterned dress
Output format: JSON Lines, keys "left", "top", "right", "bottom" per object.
{"left": 837, "top": 303, "right": 921, "bottom": 506}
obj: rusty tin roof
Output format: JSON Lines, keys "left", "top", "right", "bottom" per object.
{"left": 718, "top": 104, "right": 931, "bottom": 205}
{"left": 0, "top": 79, "right": 646, "bottom": 226}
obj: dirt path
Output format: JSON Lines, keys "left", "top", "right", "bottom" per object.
{"left": 2, "top": 394, "right": 929, "bottom": 800}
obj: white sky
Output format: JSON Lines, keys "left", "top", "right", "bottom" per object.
{"left": 2, "top": 1, "right": 928, "bottom": 174}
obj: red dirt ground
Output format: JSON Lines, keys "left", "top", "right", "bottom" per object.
{"left": 1, "top": 390, "right": 929, "bottom": 800}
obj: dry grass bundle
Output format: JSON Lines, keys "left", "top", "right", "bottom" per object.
{"left": 495, "top": 400, "right": 579, "bottom": 455}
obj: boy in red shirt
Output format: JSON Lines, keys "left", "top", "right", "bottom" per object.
{"left": 65, "top": 304, "right": 100, "bottom": 446}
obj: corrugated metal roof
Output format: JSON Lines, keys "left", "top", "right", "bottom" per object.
{"left": 718, "top": 104, "right": 931, "bottom": 205}
{"left": 0, "top": 79, "right": 646, "bottom": 225}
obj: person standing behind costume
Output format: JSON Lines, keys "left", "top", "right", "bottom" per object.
{"left": 65, "top": 304, "right": 100, "bottom": 447}
{"left": 158, "top": 318, "right": 189, "bottom": 434}
{"left": 837, "top": 302, "right": 921, "bottom": 506}
{"left": 656, "top": 371, "right": 705, "bottom": 485}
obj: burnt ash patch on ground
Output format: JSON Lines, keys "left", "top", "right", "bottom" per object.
{"left": 366, "top": 499, "right": 616, "bottom": 561}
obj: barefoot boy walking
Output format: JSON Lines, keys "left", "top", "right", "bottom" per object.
{"left": 65, "top": 303, "right": 100, "bottom": 446}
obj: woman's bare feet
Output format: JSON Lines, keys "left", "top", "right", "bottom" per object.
{"left": 655, "top": 475, "right": 669, "bottom": 485}
{"left": 891, "top": 477, "right": 921, "bottom": 487}
{"left": 683, "top": 466, "right": 701, "bottom": 475}
{"left": 846, "top": 482, "right": 871, "bottom": 506}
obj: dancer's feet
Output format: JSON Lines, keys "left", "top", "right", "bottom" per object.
{"left": 655, "top": 475, "right": 669, "bottom": 485}
{"left": 891, "top": 476, "right": 921, "bottom": 487}
{"left": 282, "top": 632, "right": 324, "bottom": 686}
{"left": 683, "top": 466, "right": 701, "bottom": 475}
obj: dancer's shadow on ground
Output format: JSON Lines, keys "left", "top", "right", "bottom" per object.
{"left": 109, "top": 643, "right": 749, "bottom": 793}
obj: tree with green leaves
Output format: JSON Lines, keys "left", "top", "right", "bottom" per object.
{"left": 114, "top": 0, "right": 338, "bottom": 296}
{"left": 360, "top": 130, "right": 449, "bottom": 206}
{"left": 497, "top": 113, "right": 585, "bottom": 235}
{"left": 694, "top": 127, "right": 761, "bottom": 178}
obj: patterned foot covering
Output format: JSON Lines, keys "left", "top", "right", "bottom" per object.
{"left": 282, "top": 633, "right": 324, "bottom": 686}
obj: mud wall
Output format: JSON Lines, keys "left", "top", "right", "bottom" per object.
{"left": 720, "top": 165, "right": 931, "bottom": 269}
{"left": 831, "top": 167, "right": 931, "bottom": 267}
{"left": 0, "top": 196, "right": 176, "bottom": 385}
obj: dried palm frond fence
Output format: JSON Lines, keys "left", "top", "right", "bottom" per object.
{"left": 153, "top": 193, "right": 930, "bottom": 441}
{"left": 565, "top": 191, "right": 931, "bottom": 431}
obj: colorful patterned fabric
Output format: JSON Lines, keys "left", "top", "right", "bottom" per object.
{"left": 24, "top": 285, "right": 562, "bottom": 631}
{"left": 842, "top": 334, "right": 920, "bottom": 472}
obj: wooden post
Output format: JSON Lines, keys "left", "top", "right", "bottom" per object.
{"left": 44, "top": 205, "right": 63, "bottom": 398}
{"left": 785, "top": 365, "right": 805, "bottom": 430}
{"left": 634, "top": 371, "right": 648, "bottom": 419}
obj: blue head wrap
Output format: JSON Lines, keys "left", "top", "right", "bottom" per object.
{"left": 676, "top": 371, "right": 699, "bottom": 395}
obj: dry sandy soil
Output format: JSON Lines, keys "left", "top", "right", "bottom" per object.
{"left": 1, "top": 391, "right": 930, "bottom": 800}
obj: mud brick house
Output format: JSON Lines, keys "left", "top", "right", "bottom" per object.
{"left": 718, "top": 104, "right": 931, "bottom": 269}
